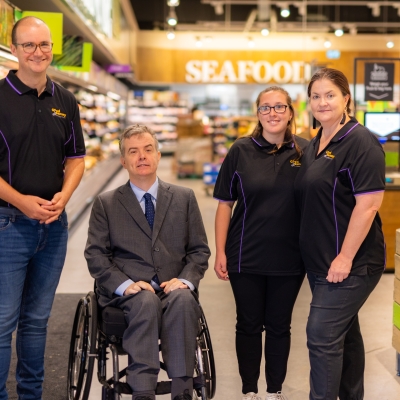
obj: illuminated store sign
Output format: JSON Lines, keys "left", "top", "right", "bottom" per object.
{"left": 185, "top": 60, "right": 312, "bottom": 84}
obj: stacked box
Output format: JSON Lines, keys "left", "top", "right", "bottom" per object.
{"left": 203, "top": 163, "right": 221, "bottom": 186}
{"left": 393, "top": 229, "right": 400, "bottom": 353}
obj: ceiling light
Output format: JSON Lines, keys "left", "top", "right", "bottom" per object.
{"left": 195, "top": 37, "right": 203, "bottom": 47}
{"left": 167, "top": 7, "right": 178, "bottom": 26}
{"left": 248, "top": 37, "right": 255, "bottom": 48}
{"left": 167, "top": 0, "right": 179, "bottom": 6}
{"left": 367, "top": 3, "right": 380, "bottom": 18}
{"left": 334, "top": 28, "right": 344, "bottom": 37}
{"left": 167, "top": 29, "right": 175, "bottom": 40}
{"left": 280, "top": 3, "right": 290, "bottom": 18}
{"left": 387, "top": 41, "right": 395, "bottom": 49}
{"left": 212, "top": 2, "right": 224, "bottom": 15}
{"left": 324, "top": 40, "right": 331, "bottom": 48}
{"left": 261, "top": 28, "right": 270, "bottom": 36}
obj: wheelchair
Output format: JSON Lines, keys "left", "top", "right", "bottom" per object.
{"left": 67, "top": 291, "right": 216, "bottom": 400}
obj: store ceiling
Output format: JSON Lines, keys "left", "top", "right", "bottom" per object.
{"left": 129, "top": 0, "right": 400, "bottom": 35}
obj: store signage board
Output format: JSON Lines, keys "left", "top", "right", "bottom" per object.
{"left": 105, "top": 64, "right": 132, "bottom": 74}
{"left": 58, "top": 42, "right": 93, "bottom": 73}
{"left": 21, "top": 11, "right": 63, "bottom": 55}
{"left": 364, "top": 62, "right": 394, "bottom": 101}
{"left": 185, "top": 60, "right": 312, "bottom": 84}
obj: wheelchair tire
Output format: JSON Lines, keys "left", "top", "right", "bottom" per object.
{"left": 194, "top": 310, "right": 216, "bottom": 400}
{"left": 67, "top": 292, "right": 98, "bottom": 400}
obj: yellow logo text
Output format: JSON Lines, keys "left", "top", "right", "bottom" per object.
{"left": 51, "top": 108, "right": 66, "bottom": 118}
{"left": 290, "top": 159, "right": 301, "bottom": 167}
{"left": 325, "top": 150, "right": 335, "bottom": 159}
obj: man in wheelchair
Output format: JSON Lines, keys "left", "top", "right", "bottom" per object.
{"left": 85, "top": 124, "right": 210, "bottom": 400}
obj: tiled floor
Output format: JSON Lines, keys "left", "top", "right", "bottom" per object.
{"left": 58, "top": 156, "right": 400, "bottom": 399}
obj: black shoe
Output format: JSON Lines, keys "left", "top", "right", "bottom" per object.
{"left": 133, "top": 396, "right": 154, "bottom": 400}
{"left": 173, "top": 389, "right": 192, "bottom": 400}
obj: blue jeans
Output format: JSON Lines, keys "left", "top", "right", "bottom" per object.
{"left": 306, "top": 271, "right": 382, "bottom": 400}
{"left": 0, "top": 207, "right": 68, "bottom": 400}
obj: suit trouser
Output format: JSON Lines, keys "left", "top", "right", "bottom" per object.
{"left": 113, "top": 289, "right": 201, "bottom": 392}
{"left": 306, "top": 271, "right": 382, "bottom": 400}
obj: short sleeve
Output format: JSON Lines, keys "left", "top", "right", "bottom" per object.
{"left": 350, "top": 144, "right": 385, "bottom": 195}
{"left": 65, "top": 102, "right": 86, "bottom": 158}
{"left": 213, "top": 142, "right": 240, "bottom": 201}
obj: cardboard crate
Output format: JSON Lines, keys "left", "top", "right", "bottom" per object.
{"left": 395, "top": 278, "right": 400, "bottom": 305}
{"left": 396, "top": 254, "right": 400, "bottom": 281}
{"left": 393, "top": 325, "right": 400, "bottom": 353}
{"left": 397, "top": 229, "right": 400, "bottom": 254}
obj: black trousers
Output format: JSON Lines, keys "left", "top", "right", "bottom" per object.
{"left": 230, "top": 273, "right": 304, "bottom": 394}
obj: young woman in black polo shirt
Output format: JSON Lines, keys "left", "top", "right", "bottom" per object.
{"left": 213, "top": 87, "right": 308, "bottom": 400}
{"left": 294, "top": 68, "right": 385, "bottom": 400}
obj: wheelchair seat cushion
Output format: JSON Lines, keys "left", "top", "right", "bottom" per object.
{"left": 101, "top": 306, "right": 128, "bottom": 338}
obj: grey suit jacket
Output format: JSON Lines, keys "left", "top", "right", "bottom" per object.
{"left": 85, "top": 179, "right": 210, "bottom": 304}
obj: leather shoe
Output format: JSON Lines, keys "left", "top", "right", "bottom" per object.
{"left": 173, "top": 389, "right": 192, "bottom": 400}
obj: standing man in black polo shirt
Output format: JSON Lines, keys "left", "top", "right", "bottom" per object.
{"left": 0, "top": 17, "right": 85, "bottom": 400}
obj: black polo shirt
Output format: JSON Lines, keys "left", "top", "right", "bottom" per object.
{"left": 294, "top": 117, "right": 385, "bottom": 276}
{"left": 0, "top": 70, "right": 85, "bottom": 207}
{"left": 213, "top": 135, "right": 309, "bottom": 275}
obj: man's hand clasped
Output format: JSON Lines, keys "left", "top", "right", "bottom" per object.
{"left": 123, "top": 277, "right": 189, "bottom": 296}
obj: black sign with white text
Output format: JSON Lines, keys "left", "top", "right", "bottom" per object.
{"left": 365, "top": 63, "right": 394, "bottom": 101}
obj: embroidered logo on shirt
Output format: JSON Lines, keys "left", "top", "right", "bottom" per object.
{"left": 290, "top": 160, "right": 301, "bottom": 167}
{"left": 51, "top": 108, "right": 66, "bottom": 118}
{"left": 324, "top": 150, "right": 335, "bottom": 159}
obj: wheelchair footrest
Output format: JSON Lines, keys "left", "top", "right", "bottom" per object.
{"left": 155, "top": 380, "right": 172, "bottom": 395}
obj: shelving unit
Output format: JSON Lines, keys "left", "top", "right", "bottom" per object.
{"left": 127, "top": 98, "right": 189, "bottom": 154}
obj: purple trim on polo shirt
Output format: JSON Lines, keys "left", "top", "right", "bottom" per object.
{"left": 66, "top": 155, "right": 85, "bottom": 159}
{"left": 339, "top": 168, "right": 355, "bottom": 193}
{"left": 234, "top": 171, "right": 246, "bottom": 273}
{"left": 51, "top": 81, "right": 54, "bottom": 96}
{"left": 354, "top": 190, "right": 385, "bottom": 196}
{"left": 6, "top": 77, "right": 22, "bottom": 95}
{"left": 64, "top": 134, "right": 72, "bottom": 145}
{"left": 62, "top": 156, "right": 66, "bottom": 165}
{"left": 338, "top": 122, "right": 359, "bottom": 141}
{"left": 0, "top": 130, "right": 12, "bottom": 207}
{"left": 251, "top": 137, "right": 262, "bottom": 147}
{"left": 70, "top": 122, "right": 76, "bottom": 153}
{"left": 213, "top": 197, "right": 234, "bottom": 202}
{"left": 333, "top": 177, "right": 339, "bottom": 255}
{"left": 229, "top": 172, "right": 236, "bottom": 198}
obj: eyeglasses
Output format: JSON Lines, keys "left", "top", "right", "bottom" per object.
{"left": 14, "top": 42, "right": 53, "bottom": 54}
{"left": 257, "top": 105, "right": 288, "bottom": 115}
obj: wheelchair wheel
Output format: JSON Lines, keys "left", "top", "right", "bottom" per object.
{"left": 194, "top": 310, "right": 216, "bottom": 399}
{"left": 67, "top": 292, "right": 98, "bottom": 400}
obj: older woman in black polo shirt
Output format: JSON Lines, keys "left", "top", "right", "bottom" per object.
{"left": 213, "top": 87, "right": 308, "bottom": 400}
{"left": 295, "top": 68, "right": 385, "bottom": 400}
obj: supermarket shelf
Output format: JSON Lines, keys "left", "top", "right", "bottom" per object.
{"left": 66, "top": 154, "right": 122, "bottom": 229}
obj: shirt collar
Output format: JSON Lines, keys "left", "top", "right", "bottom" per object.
{"left": 251, "top": 135, "right": 295, "bottom": 150}
{"left": 5, "top": 70, "right": 54, "bottom": 96}
{"left": 313, "top": 117, "right": 359, "bottom": 148}
{"left": 130, "top": 177, "right": 159, "bottom": 203}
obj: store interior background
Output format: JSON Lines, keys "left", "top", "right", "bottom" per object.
{"left": 1, "top": 0, "right": 400, "bottom": 398}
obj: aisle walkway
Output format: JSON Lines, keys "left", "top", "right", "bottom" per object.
{"left": 58, "top": 157, "right": 400, "bottom": 399}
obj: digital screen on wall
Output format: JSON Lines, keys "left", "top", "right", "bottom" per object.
{"left": 364, "top": 112, "right": 400, "bottom": 143}
{"left": 0, "top": 0, "right": 14, "bottom": 48}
